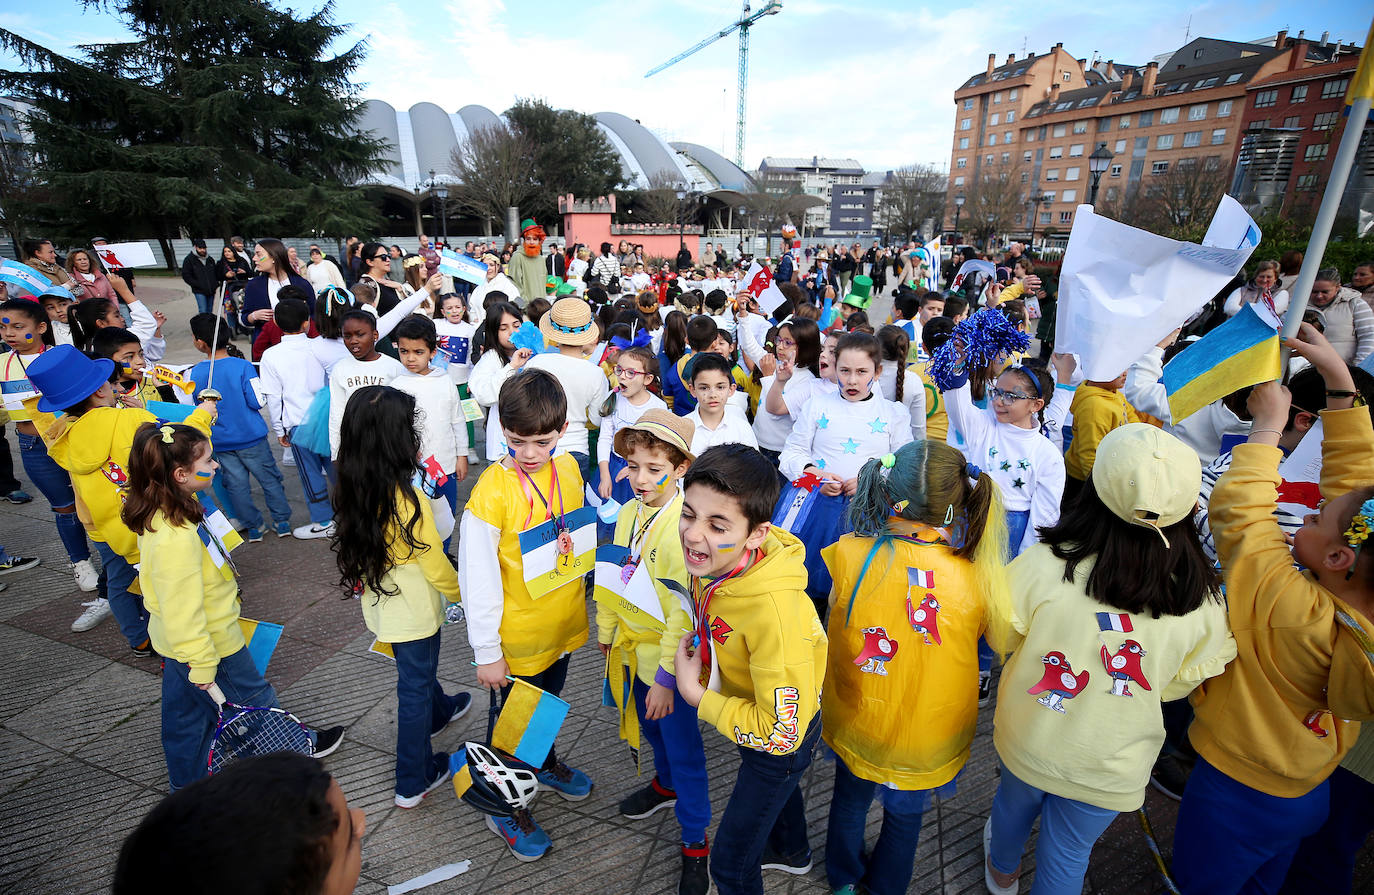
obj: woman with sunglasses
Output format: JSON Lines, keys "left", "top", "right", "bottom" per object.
{"left": 241, "top": 238, "right": 316, "bottom": 357}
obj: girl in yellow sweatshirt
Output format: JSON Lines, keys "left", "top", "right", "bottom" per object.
{"left": 121, "top": 422, "right": 343, "bottom": 790}
{"left": 821, "top": 439, "right": 1012, "bottom": 895}
{"left": 332, "top": 385, "right": 469, "bottom": 809}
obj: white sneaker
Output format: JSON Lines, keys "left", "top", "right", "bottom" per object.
{"left": 281, "top": 449, "right": 296, "bottom": 467}
{"left": 71, "top": 559, "right": 98, "bottom": 592}
{"left": 293, "top": 521, "right": 335, "bottom": 540}
{"left": 71, "top": 597, "right": 112, "bottom": 632}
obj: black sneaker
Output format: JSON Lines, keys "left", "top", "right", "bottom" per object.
{"left": 618, "top": 776, "right": 677, "bottom": 819}
{"left": 1149, "top": 753, "right": 1192, "bottom": 801}
{"left": 0, "top": 554, "right": 40, "bottom": 575}
{"left": 312, "top": 726, "right": 346, "bottom": 758}
{"left": 761, "top": 847, "right": 813, "bottom": 875}
{"left": 433, "top": 691, "right": 473, "bottom": 735}
{"left": 679, "top": 840, "right": 710, "bottom": 895}
{"left": 978, "top": 670, "right": 993, "bottom": 708}
{"left": 131, "top": 639, "right": 155, "bottom": 658}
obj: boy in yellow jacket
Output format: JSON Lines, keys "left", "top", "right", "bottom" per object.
{"left": 458, "top": 368, "right": 592, "bottom": 862}
{"left": 672, "top": 444, "right": 828, "bottom": 895}
{"left": 594, "top": 410, "right": 711, "bottom": 895}
{"left": 27, "top": 344, "right": 216, "bottom": 656}
{"left": 1174, "top": 325, "right": 1374, "bottom": 894}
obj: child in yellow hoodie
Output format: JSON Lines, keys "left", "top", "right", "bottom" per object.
{"left": 332, "top": 385, "right": 469, "bottom": 810}
{"left": 821, "top": 440, "right": 1012, "bottom": 895}
{"left": 593, "top": 410, "right": 711, "bottom": 895}
{"left": 27, "top": 344, "right": 216, "bottom": 654}
{"left": 1174, "top": 324, "right": 1374, "bottom": 895}
{"left": 120, "top": 422, "right": 344, "bottom": 790}
{"left": 672, "top": 444, "right": 828, "bottom": 895}
{"left": 1062, "top": 368, "right": 1145, "bottom": 504}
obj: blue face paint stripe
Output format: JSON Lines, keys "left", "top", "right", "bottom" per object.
{"left": 194, "top": 471, "right": 213, "bottom": 479}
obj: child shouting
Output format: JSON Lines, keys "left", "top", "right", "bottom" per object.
{"left": 595, "top": 410, "right": 710, "bottom": 895}
{"left": 672, "top": 444, "right": 828, "bottom": 895}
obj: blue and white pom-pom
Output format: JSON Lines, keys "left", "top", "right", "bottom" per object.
{"left": 926, "top": 308, "right": 1032, "bottom": 391}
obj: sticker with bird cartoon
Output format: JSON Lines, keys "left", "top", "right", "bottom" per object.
{"left": 1093, "top": 612, "right": 1151, "bottom": 697}
{"left": 1027, "top": 651, "right": 1090, "bottom": 713}
{"left": 854, "top": 626, "right": 898, "bottom": 675}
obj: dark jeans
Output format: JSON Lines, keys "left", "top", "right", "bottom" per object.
{"left": 95, "top": 541, "right": 147, "bottom": 648}
{"left": 1281, "top": 766, "right": 1374, "bottom": 894}
{"left": 0, "top": 425, "right": 21, "bottom": 493}
{"left": 632, "top": 677, "right": 711, "bottom": 843}
{"left": 162, "top": 646, "right": 280, "bottom": 791}
{"left": 826, "top": 756, "right": 930, "bottom": 895}
{"left": 192, "top": 291, "right": 213, "bottom": 315}
{"left": 287, "top": 429, "right": 333, "bottom": 526}
{"left": 392, "top": 630, "right": 459, "bottom": 798}
{"left": 215, "top": 437, "right": 292, "bottom": 531}
{"left": 17, "top": 431, "right": 90, "bottom": 564}
{"left": 711, "top": 717, "right": 821, "bottom": 895}
{"left": 500, "top": 653, "right": 570, "bottom": 771}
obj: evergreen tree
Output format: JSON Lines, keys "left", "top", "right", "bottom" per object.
{"left": 504, "top": 98, "right": 625, "bottom": 225}
{"left": 0, "top": 0, "right": 388, "bottom": 261}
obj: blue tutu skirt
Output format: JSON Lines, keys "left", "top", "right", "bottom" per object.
{"left": 293, "top": 387, "right": 332, "bottom": 459}
{"left": 772, "top": 485, "right": 850, "bottom": 606}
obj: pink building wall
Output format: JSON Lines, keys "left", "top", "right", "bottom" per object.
{"left": 558, "top": 194, "right": 702, "bottom": 263}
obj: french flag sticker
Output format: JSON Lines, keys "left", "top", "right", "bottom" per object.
{"left": 1096, "top": 612, "right": 1133, "bottom": 633}
{"left": 908, "top": 568, "right": 934, "bottom": 589}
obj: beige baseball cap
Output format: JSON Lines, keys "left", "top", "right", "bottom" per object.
{"left": 1090, "top": 423, "right": 1201, "bottom": 545}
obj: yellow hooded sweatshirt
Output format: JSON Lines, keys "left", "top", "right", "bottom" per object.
{"left": 1189, "top": 405, "right": 1374, "bottom": 797}
{"left": 45, "top": 405, "right": 215, "bottom": 561}
{"left": 695, "top": 527, "right": 828, "bottom": 755}
{"left": 1064, "top": 384, "right": 1144, "bottom": 482}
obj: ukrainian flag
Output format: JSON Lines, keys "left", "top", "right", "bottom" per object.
{"left": 237, "top": 618, "right": 284, "bottom": 674}
{"left": 492, "top": 679, "right": 570, "bottom": 768}
{"left": 1162, "top": 303, "right": 1280, "bottom": 423}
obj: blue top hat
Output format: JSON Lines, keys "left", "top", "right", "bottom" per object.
{"left": 26, "top": 344, "right": 116, "bottom": 413}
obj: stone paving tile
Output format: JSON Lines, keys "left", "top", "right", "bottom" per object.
{"left": 6, "top": 660, "right": 160, "bottom": 753}
{"left": 0, "top": 726, "right": 64, "bottom": 800}
{"left": 0, "top": 624, "right": 111, "bottom": 722}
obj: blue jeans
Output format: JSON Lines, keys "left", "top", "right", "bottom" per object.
{"left": 1280, "top": 766, "right": 1374, "bottom": 894}
{"left": 192, "top": 292, "right": 212, "bottom": 315}
{"left": 17, "top": 431, "right": 90, "bottom": 564}
{"left": 501, "top": 653, "right": 570, "bottom": 771}
{"left": 632, "top": 677, "right": 710, "bottom": 843}
{"left": 1174, "top": 756, "right": 1329, "bottom": 895}
{"left": 95, "top": 541, "right": 146, "bottom": 648}
{"left": 392, "top": 630, "right": 459, "bottom": 798}
{"left": 162, "top": 646, "right": 281, "bottom": 791}
{"left": 711, "top": 717, "right": 821, "bottom": 895}
{"left": 826, "top": 756, "right": 930, "bottom": 895}
{"left": 214, "top": 438, "right": 292, "bottom": 531}
{"left": 287, "top": 429, "right": 333, "bottom": 526}
{"left": 988, "top": 763, "right": 1118, "bottom": 895}
{"left": 980, "top": 508, "right": 1032, "bottom": 672}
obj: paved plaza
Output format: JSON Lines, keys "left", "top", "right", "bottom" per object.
{"left": 1, "top": 281, "right": 1369, "bottom": 895}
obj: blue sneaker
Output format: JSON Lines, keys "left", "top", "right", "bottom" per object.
{"left": 245, "top": 527, "right": 264, "bottom": 543}
{"left": 536, "top": 760, "right": 592, "bottom": 801}
{"left": 3, "top": 489, "right": 32, "bottom": 504}
{"left": 274, "top": 521, "right": 292, "bottom": 538}
{"left": 486, "top": 809, "right": 551, "bottom": 862}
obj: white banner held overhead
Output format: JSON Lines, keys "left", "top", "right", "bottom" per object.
{"left": 1053, "top": 199, "right": 1259, "bottom": 382}
{"left": 94, "top": 242, "right": 158, "bottom": 269}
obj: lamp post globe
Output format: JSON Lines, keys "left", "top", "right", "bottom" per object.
{"left": 1088, "top": 143, "right": 1114, "bottom": 206}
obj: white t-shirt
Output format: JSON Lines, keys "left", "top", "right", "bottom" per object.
{"left": 267, "top": 275, "right": 290, "bottom": 308}
{"left": 686, "top": 405, "right": 759, "bottom": 455}
{"left": 525, "top": 351, "right": 610, "bottom": 457}
{"left": 392, "top": 369, "right": 468, "bottom": 474}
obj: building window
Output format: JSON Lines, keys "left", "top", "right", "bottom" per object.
{"left": 1042, "top": 191, "right": 1056, "bottom": 202}
{"left": 1152, "top": 160, "right": 1170, "bottom": 174}
{"left": 1060, "top": 210, "right": 1073, "bottom": 223}
{"left": 1053, "top": 123, "right": 1067, "bottom": 138}
{"left": 958, "top": 137, "right": 970, "bottom": 149}
{"left": 1009, "top": 88, "right": 1019, "bottom": 100}
{"left": 1045, "top": 168, "right": 1060, "bottom": 181}
{"left": 1139, "top": 110, "right": 1154, "bottom": 127}
{"left": 953, "top": 176, "right": 965, "bottom": 186}
{"left": 1109, "top": 163, "right": 1122, "bottom": 177}
{"left": 988, "top": 134, "right": 998, "bottom": 145}
{"left": 1183, "top": 131, "right": 1202, "bottom": 147}
{"left": 1113, "top": 139, "right": 1126, "bottom": 153}
{"left": 963, "top": 98, "right": 974, "bottom": 110}
{"left": 1039, "top": 211, "right": 1051, "bottom": 224}
{"left": 1254, "top": 89, "right": 1278, "bottom": 108}
{"left": 990, "top": 112, "right": 1001, "bottom": 125}
{"left": 1313, "top": 111, "right": 1339, "bottom": 130}
{"left": 1204, "top": 155, "right": 1221, "bottom": 171}
{"left": 1073, "top": 121, "right": 1088, "bottom": 134}
{"left": 1224, "top": 72, "right": 1242, "bottom": 85}
{"left": 960, "top": 118, "right": 972, "bottom": 130}
{"left": 1021, "top": 172, "right": 1030, "bottom": 182}
{"left": 1106, "top": 186, "right": 1119, "bottom": 200}
{"left": 1134, "top": 136, "right": 1149, "bottom": 151}
{"left": 993, "top": 91, "right": 1003, "bottom": 104}
{"left": 956, "top": 157, "right": 967, "bottom": 168}
{"left": 1001, "top": 152, "right": 1010, "bottom": 162}
{"left": 986, "top": 154, "right": 994, "bottom": 164}
{"left": 1005, "top": 131, "right": 1014, "bottom": 143}
{"left": 1119, "top": 115, "right": 1131, "bottom": 129}
{"left": 1156, "top": 134, "right": 1174, "bottom": 150}
{"left": 1304, "top": 144, "right": 1329, "bottom": 162}
{"left": 1025, "top": 130, "right": 1036, "bottom": 142}
{"left": 1049, "top": 146, "right": 1063, "bottom": 159}
{"left": 1321, "top": 78, "right": 1349, "bottom": 99}
{"left": 1061, "top": 189, "right": 1077, "bottom": 203}
{"left": 1069, "top": 143, "right": 1084, "bottom": 157}
{"left": 1282, "top": 116, "right": 1302, "bottom": 129}
{"left": 1006, "top": 110, "right": 1016, "bottom": 123}
{"left": 1161, "top": 107, "right": 1180, "bottom": 124}
{"left": 1098, "top": 117, "right": 1112, "bottom": 132}
{"left": 1188, "top": 104, "right": 1207, "bottom": 121}
{"left": 1210, "top": 128, "right": 1227, "bottom": 144}
{"left": 1296, "top": 173, "right": 1318, "bottom": 190}
{"left": 1216, "top": 100, "right": 1232, "bottom": 117}
{"left": 1065, "top": 166, "right": 1080, "bottom": 181}
{"left": 1291, "top": 84, "right": 1308, "bottom": 103}
{"left": 1023, "top": 150, "right": 1033, "bottom": 162}
{"left": 1063, "top": 71, "right": 1071, "bottom": 81}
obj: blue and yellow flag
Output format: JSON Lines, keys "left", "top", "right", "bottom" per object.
{"left": 491, "top": 678, "right": 570, "bottom": 768}
{"left": 1162, "top": 303, "right": 1281, "bottom": 423}
{"left": 237, "top": 618, "right": 283, "bottom": 674}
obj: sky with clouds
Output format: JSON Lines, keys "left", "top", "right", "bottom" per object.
{"left": 0, "top": 0, "right": 1367, "bottom": 174}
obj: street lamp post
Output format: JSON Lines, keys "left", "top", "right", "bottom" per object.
{"left": 1088, "top": 143, "right": 1114, "bottom": 206}
{"left": 435, "top": 181, "right": 449, "bottom": 246}
{"left": 984, "top": 213, "right": 996, "bottom": 250}
{"left": 953, "top": 192, "right": 965, "bottom": 244}
{"left": 1028, "top": 192, "right": 1048, "bottom": 250}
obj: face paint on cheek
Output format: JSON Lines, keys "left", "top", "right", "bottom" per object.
{"left": 194, "top": 471, "right": 213, "bottom": 479}
{"left": 0, "top": 318, "right": 8, "bottom": 325}
{"left": 717, "top": 543, "right": 736, "bottom": 550}
{"left": 655, "top": 474, "right": 669, "bottom": 490}
{"left": 23, "top": 334, "right": 32, "bottom": 341}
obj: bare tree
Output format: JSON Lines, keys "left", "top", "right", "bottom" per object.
{"left": 1137, "top": 158, "right": 1230, "bottom": 239}
{"left": 742, "top": 186, "right": 821, "bottom": 256}
{"left": 447, "top": 124, "right": 538, "bottom": 237}
{"left": 962, "top": 158, "right": 1030, "bottom": 246}
{"left": 875, "top": 164, "right": 945, "bottom": 242}
{"left": 635, "top": 171, "right": 690, "bottom": 226}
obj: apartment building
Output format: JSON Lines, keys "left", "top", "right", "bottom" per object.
{"left": 755, "top": 156, "right": 865, "bottom": 234}
{"left": 1231, "top": 38, "right": 1369, "bottom": 223}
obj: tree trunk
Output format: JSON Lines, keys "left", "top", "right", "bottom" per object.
{"left": 157, "top": 234, "right": 177, "bottom": 270}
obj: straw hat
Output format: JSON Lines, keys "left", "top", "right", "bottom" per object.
{"left": 614, "top": 409, "right": 695, "bottom": 462}
{"left": 539, "top": 297, "right": 599, "bottom": 346}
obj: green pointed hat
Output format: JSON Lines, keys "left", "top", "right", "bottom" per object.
{"left": 842, "top": 275, "right": 873, "bottom": 309}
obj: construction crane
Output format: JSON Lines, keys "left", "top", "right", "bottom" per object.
{"left": 645, "top": 1, "right": 782, "bottom": 168}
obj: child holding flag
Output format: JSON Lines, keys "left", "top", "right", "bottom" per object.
{"left": 458, "top": 369, "right": 594, "bottom": 861}
{"left": 672, "top": 444, "right": 828, "bottom": 895}
{"left": 594, "top": 410, "right": 710, "bottom": 895}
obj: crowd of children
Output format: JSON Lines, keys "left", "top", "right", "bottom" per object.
{"left": 4, "top": 244, "right": 1373, "bottom": 895}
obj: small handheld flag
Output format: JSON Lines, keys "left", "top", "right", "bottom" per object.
{"left": 1096, "top": 612, "right": 1134, "bottom": 634}
{"left": 908, "top": 568, "right": 935, "bottom": 590}
{"left": 491, "top": 678, "right": 570, "bottom": 768}
{"left": 1161, "top": 302, "right": 1281, "bottom": 423}
{"left": 439, "top": 249, "right": 488, "bottom": 285}
{"left": 237, "top": 618, "right": 284, "bottom": 674}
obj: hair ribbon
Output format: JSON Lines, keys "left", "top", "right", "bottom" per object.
{"left": 159, "top": 425, "right": 175, "bottom": 444}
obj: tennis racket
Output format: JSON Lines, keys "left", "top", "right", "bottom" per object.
{"left": 206, "top": 683, "right": 313, "bottom": 775}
